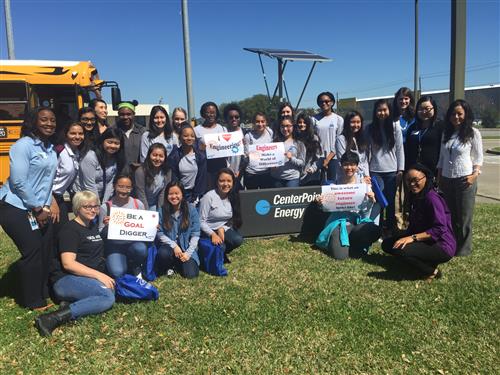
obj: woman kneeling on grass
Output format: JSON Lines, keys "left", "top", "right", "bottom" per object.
{"left": 316, "top": 152, "right": 381, "bottom": 260}
{"left": 156, "top": 182, "right": 201, "bottom": 278}
{"left": 382, "top": 164, "right": 456, "bottom": 280}
{"left": 36, "top": 191, "right": 115, "bottom": 336}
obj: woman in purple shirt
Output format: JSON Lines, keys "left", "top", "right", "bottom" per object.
{"left": 381, "top": 164, "right": 456, "bottom": 280}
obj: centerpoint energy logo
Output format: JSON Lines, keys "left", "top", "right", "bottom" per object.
{"left": 255, "top": 191, "right": 321, "bottom": 220}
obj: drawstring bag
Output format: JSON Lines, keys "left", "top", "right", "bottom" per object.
{"left": 142, "top": 243, "right": 158, "bottom": 282}
{"left": 115, "top": 274, "right": 159, "bottom": 301}
{"left": 198, "top": 238, "right": 228, "bottom": 276}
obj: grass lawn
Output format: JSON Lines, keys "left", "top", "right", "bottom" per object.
{"left": 1, "top": 204, "right": 499, "bottom": 374}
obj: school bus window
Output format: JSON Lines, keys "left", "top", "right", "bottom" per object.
{"left": 0, "top": 82, "right": 28, "bottom": 120}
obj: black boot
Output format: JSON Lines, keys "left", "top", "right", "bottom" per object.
{"left": 35, "top": 306, "right": 72, "bottom": 337}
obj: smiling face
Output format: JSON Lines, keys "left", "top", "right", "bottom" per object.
{"left": 35, "top": 109, "right": 56, "bottom": 139}
{"left": 118, "top": 107, "right": 134, "bottom": 129}
{"left": 78, "top": 199, "right": 100, "bottom": 222}
{"left": 103, "top": 137, "right": 121, "bottom": 155}
{"left": 226, "top": 109, "right": 241, "bottom": 130}
{"left": 254, "top": 115, "right": 267, "bottom": 133}
{"left": 449, "top": 105, "right": 466, "bottom": 128}
{"left": 280, "top": 119, "right": 294, "bottom": 138}
{"left": 94, "top": 102, "right": 107, "bottom": 121}
{"left": 341, "top": 162, "right": 358, "bottom": 178}
{"left": 297, "top": 118, "right": 307, "bottom": 132}
{"left": 203, "top": 105, "right": 217, "bottom": 126}
{"left": 350, "top": 115, "right": 362, "bottom": 133}
{"left": 417, "top": 100, "right": 435, "bottom": 122}
{"left": 149, "top": 147, "right": 166, "bottom": 168}
{"left": 114, "top": 177, "right": 133, "bottom": 200}
{"left": 167, "top": 185, "right": 183, "bottom": 208}
{"left": 217, "top": 172, "right": 233, "bottom": 196}
{"left": 376, "top": 103, "right": 390, "bottom": 121}
{"left": 280, "top": 105, "right": 293, "bottom": 118}
{"left": 66, "top": 124, "right": 84, "bottom": 149}
{"left": 180, "top": 126, "right": 196, "bottom": 147}
{"left": 80, "top": 112, "right": 97, "bottom": 131}
{"left": 398, "top": 94, "right": 411, "bottom": 111}
{"left": 406, "top": 169, "right": 427, "bottom": 194}
{"left": 172, "top": 110, "right": 186, "bottom": 130}
{"left": 318, "top": 95, "right": 333, "bottom": 113}
{"left": 153, "top": 110, "right": 167, "bottom": 129}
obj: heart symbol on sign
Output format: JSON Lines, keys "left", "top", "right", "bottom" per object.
{"left": 222, "top": 134, "right": 232, "bottom": 141}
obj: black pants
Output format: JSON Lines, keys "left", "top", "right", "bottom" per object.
{"left": 0, "top": 201, "right": 53, "bottom": 308}
{"left": 382, "top": 236, "right": 452, "bottom": 275}
{"left": 157, "top": 244, "right": 199, "bottom": 279}
{"left": 327, "top": 222, "right": 381, "bottom": 260}
{"left": 52, "top": 194, "right": 70, "bottom": 238}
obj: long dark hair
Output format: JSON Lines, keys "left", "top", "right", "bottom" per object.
{"left": 147, "top": 105, "right": 173, "bottom": 139}
{"left": 405, "top": 163, "right": 435, "bottom": 207}
{"left": 216, "top": 168, "right": 242, "bottom": 229}
{"left": 392, "top": 87, "right": 415, "bottom": 122}
{"left": 369, "top": 99, "right": 395, "bottom": 149}
{"left": 95, "top": 127, "right": 126, "bottom": 173}
{"left": 78, "top": 107, "right": 99, "bottom": 149}
{"left": 296, "top": 112, "right": 321, "bottom": 162}
{"left": 415, "top": 95, "right": 438, "bottom": 128}
{"left": 443, "top": 99, "right": 475, "bottom": 144}
{"left": 162, "top": 181, "right": 190, "bottom": 231}
{"left": 21, "top": 106, "right": 55, "bottom": 139}
{"left": 56, "top": 121, "right": 89, "bottom": 156}
{"left": 142, "top": 143, "right": 169, "bottom": 187}
{"left": 342, "top": 110, "right": 368, "bottom": 153}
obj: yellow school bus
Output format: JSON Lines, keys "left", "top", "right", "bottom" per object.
{"left": 0, "top": 60, "right": 121, "bottom": 185}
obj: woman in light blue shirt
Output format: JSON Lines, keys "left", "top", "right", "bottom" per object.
{"left": 0, "top": 107, "right": 58, "bottom": 309}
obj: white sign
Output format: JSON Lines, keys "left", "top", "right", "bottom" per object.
{"left": 248, "top": 142, "right": 285, "bottom": 169}
{"left": 204, "top": 131, "right": 244, "bottom": 159}
{"left": 320, "top": 183, "right": 368, "bottom": 212}
{"left": 108, "top": 207, "right": 159, "bottom": 241}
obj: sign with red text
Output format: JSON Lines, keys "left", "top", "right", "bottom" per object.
{"left": 248, "top": 142, "right": 285, "bottom": 169}
{"left": 320, "top": 183, "right": 368, "bottom": 212}
{"left": 204, "top": 130, "right": 244, "bottom": 159}
{"left": 108, "top": 207, "right": 158, "bottom": 241}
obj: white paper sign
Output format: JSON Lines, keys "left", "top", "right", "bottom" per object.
{"left": 204, "top": 130, "right": 244, "bottom": 159}
{"left": 320, "top": 183, "right": 368, "bottom": 212}
{"left": 107, "top": 207, "right": 159, "bottom": 241}
{"left": 248, "top": 142, "right": 285, "bottom": 169}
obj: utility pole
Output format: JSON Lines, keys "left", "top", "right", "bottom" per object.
{"left": 4, "top": 0, "right": 16, "bottom": 59}
{"left": 414, "top": 0, "right": 419, "bottom": 100}
{"left": 450, "top": 0, "right": 466, "bottom": 102}
{"left": 181, "top": 0, "right": 195, "bottom": 122}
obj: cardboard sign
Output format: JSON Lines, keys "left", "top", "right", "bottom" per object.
{"left": 204, "top": 130, "right": 244, "bottom": 159}
{"left": 248, "top": 142, "right": 285, "bottom": 169}
{"left": 107, "top": 207, "right": 159, "bottom": 241}
{"left": 320, "top": 183, "right": 368, "bottom": 212}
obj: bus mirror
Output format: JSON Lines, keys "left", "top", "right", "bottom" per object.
{"left": 111, "top": 87, "right": 122, "bottom": 110}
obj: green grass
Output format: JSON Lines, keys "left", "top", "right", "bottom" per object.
{"left": 1, "top": 204, "right": 499, "bottom": 374}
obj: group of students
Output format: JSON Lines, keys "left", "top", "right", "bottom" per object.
{"left": 0, "top": 88, "right": 482, "bottom": 337}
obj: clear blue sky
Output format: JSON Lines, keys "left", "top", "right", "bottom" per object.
{"left": 1, "top": 0, "right": 498, "bottom": 111}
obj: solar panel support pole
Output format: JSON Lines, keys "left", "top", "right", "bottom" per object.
{"left": 181, "top": 0, "right": 195, "bottom": 122}
{"left": 258, "top": 53, "right": 272, "bottom": 101}
{"left": 295, "top": 61, "right": 317, "bottom": 111}
{"left": 450, "top": 0, "right": 466, "bottom": 102}
{"left": 278, "top": 58, "right": 284, "bottom": 102}
{"left": 414, "top": 0, "right": 419, "bottom": 100}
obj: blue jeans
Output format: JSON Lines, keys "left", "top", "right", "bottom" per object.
{"left": 157, "top": 244, "right": 199, "bottom": 279}
{"left": 52, "top": 275, "right": 115, "bottom": 319}
{"left": 273, "top": 178, "right": 300, "bottom": 188}
{"left": 223, "top": 228, "right": 244, "bottom": 254}
{"left": 372, "top": 172, "right": 397, "bottom": 230}
{"left": 105, "top": 240, "right": 148, "bottom": 278}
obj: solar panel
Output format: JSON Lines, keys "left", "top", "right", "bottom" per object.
{"left": 244, "top": 48, "right": 331, "bottom": 62}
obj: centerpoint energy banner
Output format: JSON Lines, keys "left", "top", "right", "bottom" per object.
{"left": 240, "top": 186, "right": 325, "bottom": 237}
{"left": 320, "top": 183, "right": 368, "bottom": 212}
{"left": 108, "top": 207, "right": 159, "bottom": 241}
{"left": 204, "top": 130, "right": 244, "bottom": 159}
{"left": 248, "top": 142, "right": 285, "bottom": 169}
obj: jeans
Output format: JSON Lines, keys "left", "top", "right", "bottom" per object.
{"left": 223, "top": 228, "right": 244, "bottom": 254}
{"left": 157, "top": 244, "right": 199, "bottom": 279}
{"left": 327, "top": 222, "right": 381, "bottom": 260}
{"left": 0, "top": 201, "right": 53, "bottom": 309}
{"left": 273, "top": 178, "right": 300, "bottom": 188}
{"left": 371, "top": 171, "right": 398, "bottom": 230}
{"left": 244, "top": 172, "right": 272, "bottom": 190}
{"left": 52, "top": 275, "right": 115, "bottom": 319}
{"left": 382, "top": 236, "right": 452, "bottom": 275}
{"left": 105, "top": 240, "right": 148, "bottom": 278}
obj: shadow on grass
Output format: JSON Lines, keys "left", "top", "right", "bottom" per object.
{"left": 362, "top": 253, "right": 422, "bottom": 281}
{"left": 0, "top": 262, "right": 19, "bottom": 301}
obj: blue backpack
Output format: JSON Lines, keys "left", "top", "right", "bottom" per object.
{"left": 198, "top": 238, "right": 228, "bottom": 276}
{"left": 142, "top": 243, "right": 158, "bottom": 282}
{"left": 115, "top": 274, "right": 159, "bottom": 301}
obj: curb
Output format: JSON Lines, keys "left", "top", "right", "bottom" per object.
{"left": 486, "top": 148, "right": 500, "bottom": 155}
{"left": 477, "top": 193, "right": 500, "bottom": 202}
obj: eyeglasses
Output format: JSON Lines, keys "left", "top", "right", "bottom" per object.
{"left": 418, "top": 107, "right": 434, "bottom": 113}
{"left": 229, "top": 115, "right": 240, "bottom": 120}
{"left": 115, "top": 185, "right": 133, "bottom": 191}
{"left": 319, "top": 100, "right": 332, "bottom": 105}
{"left": 80, "top": 117, "right": 96, "bottom": 123}
{"left": 407, "top": 176, "right": 426, "bottom": 186}
{"left": 82, "top": 205, "right": 100, "bottom": 211}
{"left": 280, "top": 125, "right": 294, "bottom": 129}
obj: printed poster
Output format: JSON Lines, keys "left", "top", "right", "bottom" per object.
{"left": 248, "top": 142, "right": 285, "bottom": 169}
{"left": 320, "top": 183, "right": 368, "bottom": 212}
{"left": 204, "top": 130, "right": 244, "bottom": 159}
{"left": 107, "top": 207, "right": 158, "bottom": 241}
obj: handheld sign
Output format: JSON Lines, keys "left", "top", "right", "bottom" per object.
{"left": 204, "top": 130, "right": 244, "bottom": 159}
{"left": 320, "top": 183, "right": 368, "bottom": 212}
{"left": 248, "top": 142, "right": 285, "bottom": 169}
{"left": 108, "top": 207, "right": 158, "bottom": 241}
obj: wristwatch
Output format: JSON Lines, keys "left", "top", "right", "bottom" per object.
{"left": 412, "top": 234, "right": 418, "bottom": 242}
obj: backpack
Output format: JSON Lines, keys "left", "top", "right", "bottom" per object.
{"left": 115, "top": 274, "right": 159, "bottom": 301}
{"left": 198, "top": 238, "right": 228, "bottom": 277}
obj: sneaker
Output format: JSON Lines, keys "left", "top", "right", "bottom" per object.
{"left": 135, "top": 272, "right": 143, "bottom": 280}
{"left": 166, "top": 269, "right": 175, "bottom": 277}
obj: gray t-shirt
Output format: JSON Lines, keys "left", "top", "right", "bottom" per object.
{"left": 243, "top": 128, "right": 274, "bottom": 175}
{"left": 365, "top": 121, "right": 405, "bottom": 173}
{"left": 270, "top": 138, "right": 306, "bottom": 181}
{"left": 98, "top": 196, "right": 145, "bottom": 232}
{"left": 179, "top": 152, "right": 198, "bottom": 190}
{"left": 335, "top": 135, "right": 370, "bottom": 177}
{"left": 199, "top": 189, "right": 233, "bottom": 235}
{"left": 311, "top": 113, "right": 344, "bottom": 155}
{"left": 194, "top": 123, "right": 226, "bottom": 145}
{"left": 139, "top": 131, "right": 179, "bottom": 162}
{"left": 73, "top": 150, "right": 116, "bottom": 202}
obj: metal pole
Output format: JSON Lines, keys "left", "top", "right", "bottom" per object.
{"left": 258, "top": 53, "right": 271, "bottom": 101}
{"left": 278, "top": 59, "right": 283, "bottom": 102}
{"left": 414, "top": 0, "right": 419, "bottom": 100}
{"left": 4, "top": 0, "right": 16, "bottom": 59}
{"left": 450, "top": 0, "right": 466, "bottom": 102}
{"left": 295, "top": 61, "right": 317, "bottom": 111}
{"left": 181, "top": 0, "right": 195, "bottom": 121}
